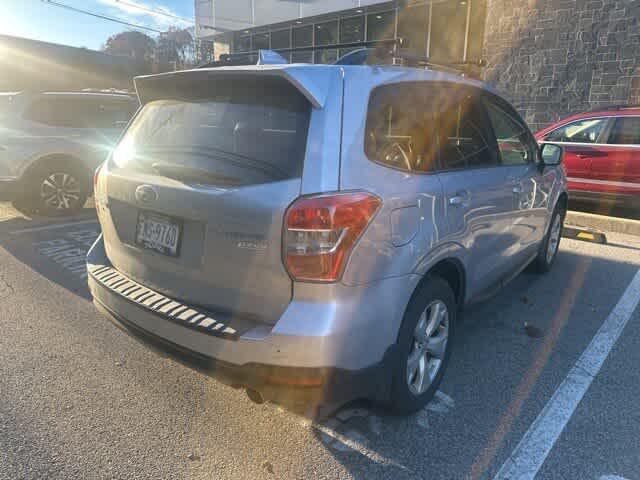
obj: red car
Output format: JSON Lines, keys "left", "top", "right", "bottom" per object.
{"left": 535, "top": 106, "right": 640, "bottom": 208}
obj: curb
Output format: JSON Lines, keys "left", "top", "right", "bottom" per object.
{"left": 562, "top": 226, "right": 607, "bottom": 244}
{"left": 565, "top": 211, "right": 640, "bottom": 237}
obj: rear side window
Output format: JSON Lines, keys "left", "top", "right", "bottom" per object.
{"left": 365, "top": 82, "right": 498, "bottom": 172}
{"left": 24, "top": 96, "right": 136, "bottom": 129}
{"left": 116, "top": 76, "right": 311, "bottom": 184}
{"left": 545, "top": 118, "right": 607, "bottom": 143}
{"left": 606, "top": 117, "right": 640, "bottom": 145}
{"left": 484, "top": 100, "right": 536, "bottom": 165}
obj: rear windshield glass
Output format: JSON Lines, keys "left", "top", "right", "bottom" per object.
{"left": 117, "top": 76, "right": 311, "bottom": 185}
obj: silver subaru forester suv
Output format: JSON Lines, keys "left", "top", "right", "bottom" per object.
{"left": 88, "top": 61, "right": 567, "bottom": 415}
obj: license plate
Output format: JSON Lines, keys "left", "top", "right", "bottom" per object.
{"left": 135, "top": 211, "right": 182, "bottom": 257}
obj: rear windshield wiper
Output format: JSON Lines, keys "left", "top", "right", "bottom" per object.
{"left": 140, "top": 146, "right": 289, "bottom": 181}
{"left": 151, "top": 162, "right": 242, "bottom": 186}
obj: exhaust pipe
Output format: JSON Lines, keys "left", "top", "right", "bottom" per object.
{"left": 246, "top": 388, "right": 264, "bottom": 404}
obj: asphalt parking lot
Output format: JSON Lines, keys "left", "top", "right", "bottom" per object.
{"left": 1, "top": 202, "right": 639, "bottom": 480}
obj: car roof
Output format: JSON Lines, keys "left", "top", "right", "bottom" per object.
{"left": 135, "top": 63, "right": 505, "bottom": 108}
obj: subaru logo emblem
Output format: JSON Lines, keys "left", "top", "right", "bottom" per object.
{"left": 135, "top": 185, "right": 158, "bottom": 204}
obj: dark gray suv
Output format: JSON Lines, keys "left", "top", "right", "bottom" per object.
{"left": 88, "top": 63, "right": 567, "bottom": 415}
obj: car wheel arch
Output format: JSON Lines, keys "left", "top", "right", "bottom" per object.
{"left": 405, "top": 257, "right": 466, "bottom": 331}
{"left": 557, "top": 191, "right": 568, "bottom": 213}
{"left": 20, "top": 153, "right": 92, "bottom": 189}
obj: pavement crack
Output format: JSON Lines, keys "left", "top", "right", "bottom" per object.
{"left": 0, "top": 275, "right": 15, "bottom": 301}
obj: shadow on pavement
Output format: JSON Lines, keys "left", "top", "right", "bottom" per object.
{"left": 307, "top": 248, "right": 640, "bottom": 479}
{"left": 0, "top": 212, "right": 99, "bottom": 300}
{"left": 2, "top": 200, "right": 639, "bottom": 479}
{"left": 570, "top": 199, "right": 640, "bottom": 221}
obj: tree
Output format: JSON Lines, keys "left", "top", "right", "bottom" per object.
{"left": 156, "top": 27, "right": 195, "bottom": 68}
{"left": 103, "top": 31, "right": 156, "bottom": 62}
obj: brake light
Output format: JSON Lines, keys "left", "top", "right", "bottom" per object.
{"left": 284, "top": 192, "right": 381, "bottom": 282}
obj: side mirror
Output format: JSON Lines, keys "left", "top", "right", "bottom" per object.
{"left": 540, "top": 143, "right": 564, "bottom": 166}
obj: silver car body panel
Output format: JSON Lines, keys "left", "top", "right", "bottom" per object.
{"left": 91, "top": 64, "right": 567, "bottom": 399}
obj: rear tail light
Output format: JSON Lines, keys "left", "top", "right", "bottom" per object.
{"left": 284, "top": 192, "right": 381, "bottom": 282}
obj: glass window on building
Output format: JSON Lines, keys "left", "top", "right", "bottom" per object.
{"left": 429, "top": 1, "right": 468, "bottom": 61}
{"left": 397, "top": 4, "right": 428, "bottom": 55}
{"left": 366, "top": 11, "right": 395, "bottom": 42}
{"left": 293, "top": 25, "right": 313, "bottom": 47}
{"left": 235, "top": 34, "right": 251, "bottom": 52}
{"left": 270, "top": 29, "right": 291, "bottom": 50}
{"left": 292, "top": 52, "right": 314, "bottom": 63}
{"left": 292, "top": 25, "right": 313, "bottom": 63}
{"left": 315, "top": 20, "right": 338, "bottom": 45}
{"left": 252, "top": 33, "right": 270, "bottom": 51}
{"left": 270, "top": 29, "right": 291, "bottom": 61}
{"left": 340, "top": 15, "right": 364, "bottom": 44}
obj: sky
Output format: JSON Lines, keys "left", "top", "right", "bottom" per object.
{"left": 0, "top": 0, "right": 195, "bottom": 50}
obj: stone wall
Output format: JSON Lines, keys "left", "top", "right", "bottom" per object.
{"left": 482, "top": 0, "right": 640, "bottom": 131}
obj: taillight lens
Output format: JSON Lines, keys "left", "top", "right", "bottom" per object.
{"left": 284, "top": 192, "right": 381, "bottom": 282}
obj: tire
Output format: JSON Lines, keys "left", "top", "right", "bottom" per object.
{"left": 388, "top": 275, "right": 456, "bottom": 415}
{"left": 529, "top": 205, "right": 565, "bottom": 273}
{"left": 15, "top": 158, "right": 90, "bottom": 217}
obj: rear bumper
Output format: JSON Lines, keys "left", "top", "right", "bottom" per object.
{"left": 94, "top": 297, "right": 395, "bottom": 412}
{"left": 88, "top": 235, "right": 415, "bottom": 409}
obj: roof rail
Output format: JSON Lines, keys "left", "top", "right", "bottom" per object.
{"left": 586, "top": 104, "right": 640, "bottom": 112}
{"left": 197, "top": 37, "right": 486, "bottom": 78}
{"left": 197, "top": 38, "right": 399, "bottom": 68}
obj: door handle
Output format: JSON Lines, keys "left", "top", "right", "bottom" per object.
{"left": 449, "top": 196, "right": 464, "bottom": 206}
{"left": 513, "top": 185, "right": 523, "bottom": 194}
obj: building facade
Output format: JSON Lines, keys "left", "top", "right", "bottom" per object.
{"left": 0, "top": 35, "right": 148, "bottom": 92}
{"left": 195, "top": 0, "right": 640, "bottom": 130}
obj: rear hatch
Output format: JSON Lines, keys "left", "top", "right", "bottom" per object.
{"left": 99, "top": 71, "right": 316, "bottom": 324}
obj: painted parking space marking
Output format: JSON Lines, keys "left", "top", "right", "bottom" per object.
{"left": 10, "top": 218, "right": 97, "bottom": 235}
{"left": 274, "top": 389, "right": 455, "bottom": 468}
{"left": 35, "top": 227, "right": 100, "bottom": 279}
{"left": 493, "top": 269, "right": 640, "bottom": 480}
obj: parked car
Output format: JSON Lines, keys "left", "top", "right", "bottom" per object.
{"left": 535, "top": 105, "right": 640, "bottom": 208}
{"left": 0, "top": 91, "right": 138, "bottom": 215}
{"left": 88, "top": 61, "right": 567, "bottom": 415}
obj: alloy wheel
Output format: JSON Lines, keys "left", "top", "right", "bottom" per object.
{"left": 546, "top": 214, "right": 562, "bottom": 264}
{"left": 407, "top": 300, "right": 449, "bottom": 395}
{"left": 40, "top": 172, "right": 81, "bottom": 210}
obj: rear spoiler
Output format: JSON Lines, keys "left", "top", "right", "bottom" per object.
{"left": 133, "top": 66, "right": 338, "bottom": 109}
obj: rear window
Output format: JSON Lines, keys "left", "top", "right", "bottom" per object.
{"left": 365, "top": 82, "right": 498, "bottom": 172}
{"left": 606, "top": 117, "right": 640, "bottom": 145}
{"left": 117, "top": 76, "right": 311, "bottom": 184}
